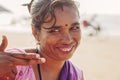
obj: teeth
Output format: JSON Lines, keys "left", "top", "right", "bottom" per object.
{"left": 60, "top": 47, "right": 72, "bottom": 52}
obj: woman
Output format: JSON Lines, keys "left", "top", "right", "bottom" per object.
{"left": 0, "top": 0, "right": 84, "bottom": 80}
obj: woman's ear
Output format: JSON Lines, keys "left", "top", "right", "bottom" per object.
{"left": 32, "top": 27, "right": 38, "bottom": 40}
{"left": 32, "top": 26, "right": 41, "bottom": 44}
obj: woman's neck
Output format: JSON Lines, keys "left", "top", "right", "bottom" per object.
{"left": 40, "top": 50, "right": 65, "bottom": 71}
{"left": 42, "top": 57, "right": 65, "bottom": 73}
{"left": 40, "top": 52, "right": 65, "bottom": 80}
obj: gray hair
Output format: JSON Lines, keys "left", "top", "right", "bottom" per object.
{"left": 28, "top": 0, "right": 79, "bottom": 30}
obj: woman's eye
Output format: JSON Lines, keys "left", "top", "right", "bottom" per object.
{"left": 49, "top": 29, "right": 60, "bottom": 33}
{"left": 54, "top": 29, "right": 59, "bottom": 32}
{"left": 71, "top": 26, "right": 80, "bottom": 30}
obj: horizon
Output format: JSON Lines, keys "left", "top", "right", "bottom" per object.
{"left": 0, "top": 0, "right": 120, "bottom": 36}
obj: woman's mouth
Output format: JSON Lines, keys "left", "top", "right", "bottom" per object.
{"left": 56, "top": 44, "right": 74, "bottom": 54}
{"left": 59, "top": 47, "right": 72, "bottom": 52}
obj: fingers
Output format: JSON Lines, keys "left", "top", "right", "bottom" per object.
{"left": 9, "top": 53, "right": 41, "bottom": 59}
{"left": 25, "top": 49, "right": 36, "bottom": 53}
{"left": 0, "top": 61, "right": 16, "bottom": 80}
{"left": 8, "top": 56, "right": 46, "bottom": 66}
{"left": 0, "top": 72, "right": 16, "bottom": 80}
{"left": 1, "top": 52, "right": 41, "bottom": 59}
{"left": 0, "top": 74, "right": 15, "bottom": 80}
{"left": 0, "top": 52, "right": 46, "bottom": 65}
{"left": 1, "top": 48, "right": 42, "bottom": 60}
{"left": 0, "top": 35, "right": 8, "bottom": 52}
{"left": 10, "top": 63, "right": 17, "bottom": 75}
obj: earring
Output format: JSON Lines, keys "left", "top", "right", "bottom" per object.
{"left": 36, "top": 42, "right": 40, "bottom": 54}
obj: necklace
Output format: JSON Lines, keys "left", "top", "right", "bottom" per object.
{"left": 37, "top": 64, "right": 42, "bottom": 80}
{"left": 36, "top": 48, "right": 42, "bottom": 80}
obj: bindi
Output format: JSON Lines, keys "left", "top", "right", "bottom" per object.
{"left": 65, "top": 24, "right": 68, "bottom": 26}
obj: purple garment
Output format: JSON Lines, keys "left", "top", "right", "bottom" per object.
{"left": 59, "top": 61, "right": 84, "bottom": 80}
{"left": 6, "top": 48, "right": 84, "bottom": 80}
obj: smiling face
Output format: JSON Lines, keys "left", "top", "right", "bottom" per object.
{"left": 34, "top": 6, "right": 81, "bottom": 61}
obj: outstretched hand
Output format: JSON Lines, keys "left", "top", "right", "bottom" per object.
{"left": 0, "top": 35, "right": 46, "bottom": 65}
{"left": 0, "top": 35, "right": 46, "bottom": 80}
{"left": 0, "top": 35, "right": 8, "bottom": 51}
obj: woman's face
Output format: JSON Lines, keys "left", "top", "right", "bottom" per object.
{"left": 38, "top": 6, "right": 81, "bottom": 61}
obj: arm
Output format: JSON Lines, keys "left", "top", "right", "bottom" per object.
{"left": 0, "top": 35, "right": 45, "bottom": 80}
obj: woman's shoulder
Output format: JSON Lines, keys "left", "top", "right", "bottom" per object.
{"left": 6, "top": 48, "right": 36, "bottom": 80}
{"left": 66, "top": 60, "right": 84, "bottom": 80}
{"left": 75, "top": 66, "right": 84, "bottom": 80}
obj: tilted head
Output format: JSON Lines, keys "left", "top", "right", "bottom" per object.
{"left": 26, "top": 0, "right": 81, "bottom": 60}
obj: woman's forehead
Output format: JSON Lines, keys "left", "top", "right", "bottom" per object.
{"left": 55, "top": 7, "right": 79, "bottom": 23}
{"left": 55, "top": 6, "right": 79, "bottom": 18}
{"left": 42, "top": 6, "right": 79, "bottom": 28}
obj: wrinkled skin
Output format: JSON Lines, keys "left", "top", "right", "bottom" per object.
{"left": 0, "top": 35, "right": 45, "bottom": 80}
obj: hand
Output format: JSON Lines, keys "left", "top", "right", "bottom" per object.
{"left": 0, "top": 35, "right": 8, "bottom": 51}
{"left": 0, "top": 35, "right": 46, "bottom": 80}
{"left": 0, "top": 35, "right": 15, "bottom": 80}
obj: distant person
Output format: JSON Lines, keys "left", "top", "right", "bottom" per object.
{"left": 0, "top": 0, "right": 84, "bottom": 80}
{"left": 82, "top": 15, "right": 101, "bottom": 36}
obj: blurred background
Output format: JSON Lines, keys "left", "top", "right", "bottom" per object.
{"left": 0, "top": 0, "right": 120, "bottom": 80}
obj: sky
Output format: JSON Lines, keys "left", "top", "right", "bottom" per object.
{"left": 0, "top": 0, "right": 31, "bottom": 16}
{"left": 0, "top": 0, "right": 120, "bottom": 15}
{"left": 0, "top": 0, "right": 120, "bottom": 36}
{"left": 79, "top": 0, "right": 120, "bottom": 15}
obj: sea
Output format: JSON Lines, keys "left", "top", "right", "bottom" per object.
{"left": 0, "top": 13, "right": 120, "bottom": 37}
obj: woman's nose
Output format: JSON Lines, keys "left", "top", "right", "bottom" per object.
{"left": 61, "top": 32, "right": 73, "bottom": 44}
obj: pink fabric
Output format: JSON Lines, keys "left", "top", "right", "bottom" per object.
{"left": 6, "top": 48, "right": 36, "bottom": 80}
{"left": 6, "top": 48, "right": 84, "bottom": 80}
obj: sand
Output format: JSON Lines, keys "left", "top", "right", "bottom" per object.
{"left": 0, "top": 31, "right": 120, "bottom": 80}
{"left": 71, "top": 36, "right": 120, "bottom": 80}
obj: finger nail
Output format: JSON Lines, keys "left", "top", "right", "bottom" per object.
{"left": 36, "top": 54, "right": 40, "bottom": 58}
{"left": 40, "top": 58, "right": 46, "bottom": 63}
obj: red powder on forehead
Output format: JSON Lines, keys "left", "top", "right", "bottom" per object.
{"left": 65, "top": 24, "right": 68, "bottom": 26}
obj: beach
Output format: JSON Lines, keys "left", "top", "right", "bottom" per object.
{"left": 71, "top": 36, "right": 120, "bottom": 80}
{"left": 0, "top": 13, "right": 120, "bottom": 80}
{"left": 1, "top": 0, "right": 120, "bottom": 79}
{"left": 0, "top": 30, "right": 120, "bottom": 80}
